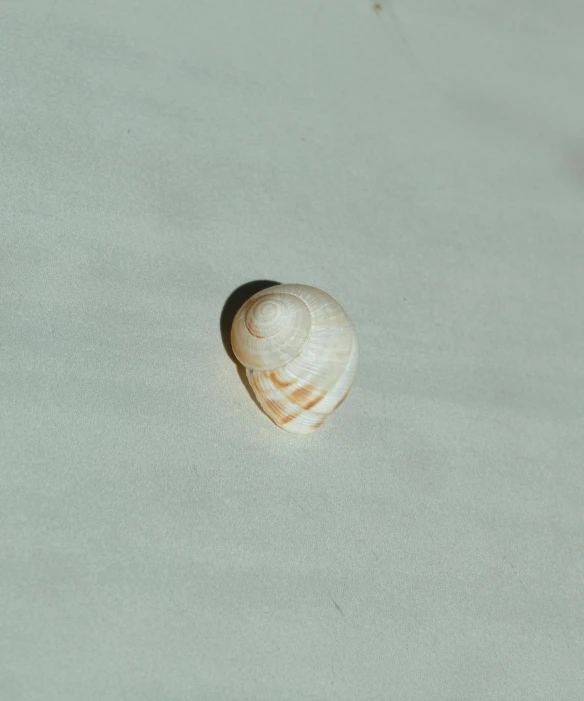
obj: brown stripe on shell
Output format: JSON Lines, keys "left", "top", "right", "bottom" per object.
{"left": 279, "top": 410, "right": 301, "bottom": 425}
{"left": 291, "top": 385, "right": 326, "bottom": 411}
{"left": 247, "top": 371, "right": 301, "bottom": 426}
{"left": 263, "top": 395, "right": 283, "bottom": 418}
{"left": 260, "top": 391, "right": 300, "bottom": 426}
{"left": 268, "top": 370, "right": 295, "bottom": 389}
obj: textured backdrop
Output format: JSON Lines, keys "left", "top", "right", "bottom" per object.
{"left": 1, "top": 1, "right": 583, "bottom": 699}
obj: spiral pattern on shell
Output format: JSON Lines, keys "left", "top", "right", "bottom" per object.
{"left": 231, "top": 284, "right": 358, "bottom": 434}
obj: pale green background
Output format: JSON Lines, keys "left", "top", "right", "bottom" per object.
{"left": 1, "top": 1, "right": 583, "bottom": 699}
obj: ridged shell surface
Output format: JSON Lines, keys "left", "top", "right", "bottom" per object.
{"left": 231, "top": 284, "right": 358, "bottom": 434}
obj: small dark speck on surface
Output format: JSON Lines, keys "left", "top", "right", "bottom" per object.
{"left": 329, "top": 593, "right": 345, "bottom": 617}
{"left": 373, "top": 2, "right": 383, "bottom": 13}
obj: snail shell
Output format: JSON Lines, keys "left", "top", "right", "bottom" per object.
{"left": 231, "top": 284, "right": 358, "bottom": 434}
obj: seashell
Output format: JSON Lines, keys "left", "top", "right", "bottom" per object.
{"left": 231, "top": 283, "right": 358, "bottom": 434}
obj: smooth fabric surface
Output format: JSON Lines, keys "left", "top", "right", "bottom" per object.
{"left": 2, "top": 1, "right": 583, "bottom": 699}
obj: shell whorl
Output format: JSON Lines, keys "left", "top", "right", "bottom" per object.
{"left": 231, "top": 290, "right": 312, "bottom": 371}
{"left": 231, "top": 284, "right": 358, "bottom": 435}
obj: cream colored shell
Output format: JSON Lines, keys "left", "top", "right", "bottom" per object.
{"left": 231, "top": 284, "right": 358, "bottom": 434}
